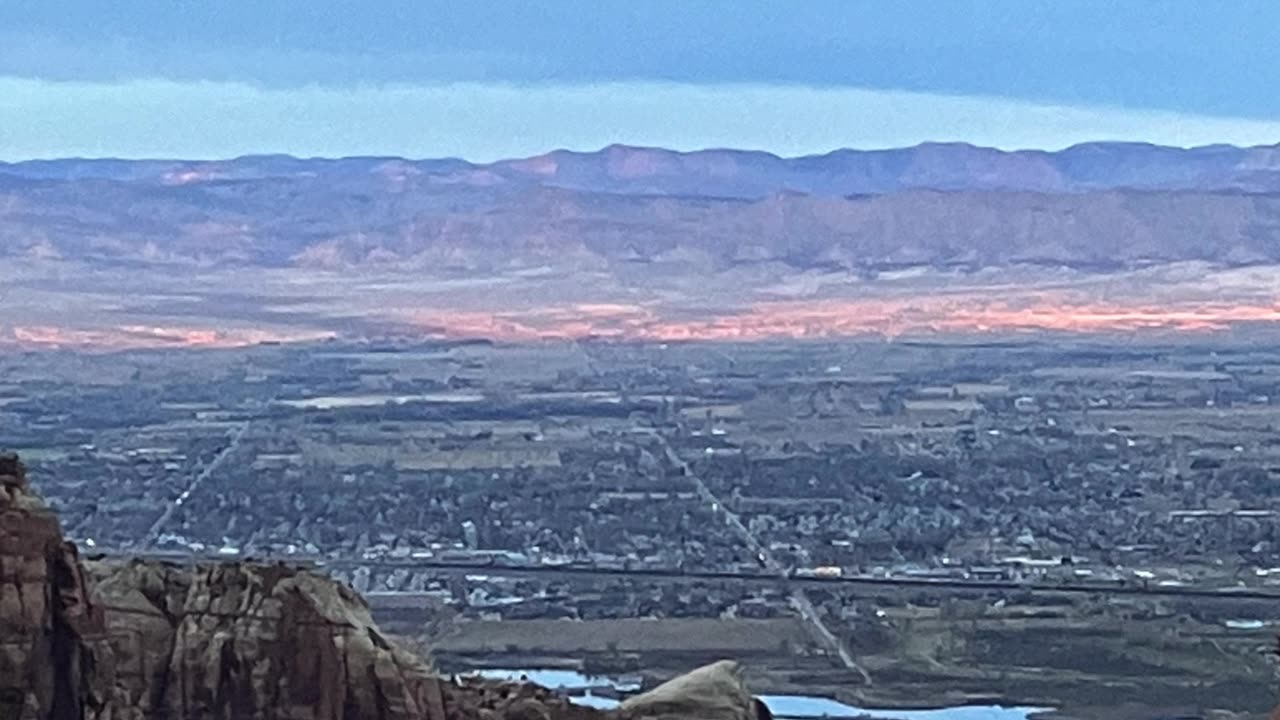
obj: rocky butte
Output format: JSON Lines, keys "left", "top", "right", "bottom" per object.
{"left": 0, "top": 452, "right": 768, "bottom": 720}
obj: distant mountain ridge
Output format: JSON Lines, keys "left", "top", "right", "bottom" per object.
{"left": 5, "top": 141, "right": 1280, "bottom": 197}
{"left": 5, "top": 142, "right": 1280, "bottom": 273}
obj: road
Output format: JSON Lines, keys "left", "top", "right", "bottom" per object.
{"left": 575, "top": 333, "right": 871, "bottom": 683}
{"left": 108, "top": 549, "right": 1280, "bottom": 603}
{"left": 650, "top": 429, "right": 874, "bottom": 685}
{"left": 141, "top": 421, "right": 249, "bottom": 547}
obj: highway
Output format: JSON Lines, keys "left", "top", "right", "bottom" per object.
{"left": 141, "top": 421, "right": 249, "bottom": 547}
{"left": 572, "top": 339, "right": 865, "bottom": 681}
{"left": 103, "top": 549, "right": 1280, "bottom": 604}
{"left": 652, "top": 430, "right": 873, "bottom": 684}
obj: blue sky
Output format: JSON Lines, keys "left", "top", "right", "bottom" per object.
{"left": 2, "top": 1, "right": 1279, "bottom": 160}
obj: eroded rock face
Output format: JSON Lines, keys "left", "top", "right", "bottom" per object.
{"left": 2, "top": 452, "right": 760, "bottom": 720}
{"left": 90, "top": 558, "right": 455, "bottom": 720}
{"left": 2, "top": 447, "right": 516, "bottom": 720}
{"left": 0, "top": 452, "right": 111, "bottom": 720}
{"left": 88, "top": 560, "right": 759, "bottom": 720}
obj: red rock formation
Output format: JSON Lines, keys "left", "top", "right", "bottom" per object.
{"left": 1, "top": 452, "right": 761, "bottom": 720}
{"left": 0, "top": 452, "right": 112, "bottom": 720}
{"left": 91, "top": 558, "right": 445, "bottom": 720}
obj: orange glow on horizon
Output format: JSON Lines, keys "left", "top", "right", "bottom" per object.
{"left": 4, "top": 325, "right": 335, "bottom": 351}
{"left": 408, "top": 294, "right": 1280, "bottom": 342}
{"left": 9, "top": 294, "right": 1280, "bottom": 351}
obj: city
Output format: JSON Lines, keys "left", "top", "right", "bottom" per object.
{"left": 6, "top": 334, "right": 1280, "bottom": 715}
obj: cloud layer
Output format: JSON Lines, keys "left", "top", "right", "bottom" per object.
{"left": 5, "top": 2, "right": 1279, "bottom": 118}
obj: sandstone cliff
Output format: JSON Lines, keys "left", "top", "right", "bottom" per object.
{"left": 0, "top": 452, "right": 111, "bottom": 720}
{"left": 89, "top": 557, "right": 458, "bottom": 720}
{"left": 0, "top": 452, "right": 763, "bottom": 720}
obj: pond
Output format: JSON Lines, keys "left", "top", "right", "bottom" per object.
{"left": 463, "top": 669, "right": 1049, "bottom": 719}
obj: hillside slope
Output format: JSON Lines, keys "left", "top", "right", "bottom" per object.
{"left": 4, "top": 175, "right": 1280, "bottom": 270}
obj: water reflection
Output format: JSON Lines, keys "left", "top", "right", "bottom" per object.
{"left": 464, "top": 668, "right": 1048, "bottom": 719}
{"left": 470, "top": 669, "right": 642, "bottom": 693}
{"left": 760, "top": 695, "right": 1047, "bottom": 719}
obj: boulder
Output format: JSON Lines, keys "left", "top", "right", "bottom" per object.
{"left": 615, "top": 661, "right": 766, "bottom": 720}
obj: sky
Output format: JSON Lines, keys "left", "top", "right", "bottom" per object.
{"left": 2, "top": 1, "right": 1279, "bottom": 160}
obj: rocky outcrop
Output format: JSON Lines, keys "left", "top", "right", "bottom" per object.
{"left": 441, "top": 675, "right": 599, "bottom": 720}
{"left": 0, "top": 452, "right": 111, "bottom": 720}
{"left": 89, "top": 558, "right": 452, "bottom": 720}
{"left": 1, "top": 452, "right": 761, "bottom": 720}
{"left": 2, "top": 448, "right": 490, "bottom": 720}
{"left": 616, "top": 661, "right": 768, "bottom": 720}
{"left": 86, "top": 562, "right": 759, "bottom": 720}
{"left": 89, "top": 557, "right": 612, "bottom": 720}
